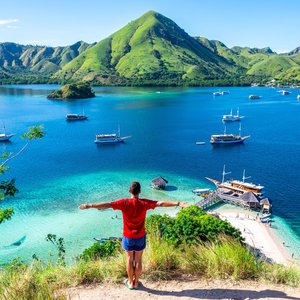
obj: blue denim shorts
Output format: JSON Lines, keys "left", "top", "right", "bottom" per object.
{"left": 122, "top": 234, "right": 146, "bottom": 251}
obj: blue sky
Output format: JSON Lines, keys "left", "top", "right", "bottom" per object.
{"left": 0, "top": 0, "right": 299, "bottom": 53}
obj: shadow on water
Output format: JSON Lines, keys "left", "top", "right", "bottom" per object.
{"left": 95, "top": 143, "right": 124, "bottom": 148}
{"left": 164, "top": 185, "right": 178, "bottom": 192}
{"left": 4, "top": 235, "right": 26, "bottom": 249}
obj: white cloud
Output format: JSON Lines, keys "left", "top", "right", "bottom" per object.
{"left": 0, "top": 19, "right": 19, "bottom": 27}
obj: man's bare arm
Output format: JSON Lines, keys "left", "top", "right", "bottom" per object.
{"left": 79, "top": 202, "right": 112, "bottom": 210}
{"left": 156, "top": 201, "right": 189, "bottom": 208}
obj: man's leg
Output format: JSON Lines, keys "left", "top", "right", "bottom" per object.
{"left": 125, "top": 251, "right": 134, "bottom": 288}
{"left": 132, "top": 250, "right": 143, "bottom": 289}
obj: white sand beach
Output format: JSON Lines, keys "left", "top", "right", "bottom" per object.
{"left": 211, "top": 208, "right": 293, "bottom": 265}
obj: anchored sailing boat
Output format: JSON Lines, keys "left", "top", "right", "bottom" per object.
{"left": 66, "top": 114, "right": 88, "bottom": 121}
{"left": 222, "top": 108, "right": 244, "bottom": 122}
{"left": 206, "top": 166, "right": 264, "bottom": 196}
{"left": 210, "top": 124, "right": 250, "bottom": 144}
{"left": 94, "top": 126, "right": 131, "bottom": 144}
{"left": 0, "top": 124, "right": 16, "bottom": 142}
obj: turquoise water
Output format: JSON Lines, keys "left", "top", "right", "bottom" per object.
{"left": 1, "top": 85, "right": 300, "bottom": 263}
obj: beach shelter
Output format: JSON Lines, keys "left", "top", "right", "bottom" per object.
{"left": 151, "top": 176, "right": 168, "bottom": 189}
{"left": 260, "top": 198, "right": 271, "bottom": 212}
{"left": 240, "top": 192, "right": 260, "bottom": 209}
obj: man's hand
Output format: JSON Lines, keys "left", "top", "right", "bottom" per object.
{"left": 79, "top": 204, "right": 89, "bottom": 210}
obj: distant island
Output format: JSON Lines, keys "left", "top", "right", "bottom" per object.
{"left": 47, "top": 82, "right": 95, "bottom": 100}
{"left": 0, "top": 11, "right": 300, "bottom": 87}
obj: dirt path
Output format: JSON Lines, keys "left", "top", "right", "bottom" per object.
{"left": 68, "top": 279, "right": 300, "bottom": 300}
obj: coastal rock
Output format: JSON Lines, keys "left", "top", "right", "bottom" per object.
{"left": 47, "top": 82, "right": 95, "bottom": 100}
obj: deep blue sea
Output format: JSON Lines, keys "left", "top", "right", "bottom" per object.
{"left": 1, "top": 84, "right": 300, "bottom": 263}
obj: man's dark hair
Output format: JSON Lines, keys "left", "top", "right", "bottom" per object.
{"left": 129, "top": 181, "right": 141, "bottom": 195}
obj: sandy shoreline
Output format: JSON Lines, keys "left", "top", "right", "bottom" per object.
{"left": 211, "top": 207, "right": 295, "bottom": 265}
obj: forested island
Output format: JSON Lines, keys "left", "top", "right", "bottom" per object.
{"left": 47, "top": 82, "right": 95, "bottom": 100}
{"left": 0, "top": 11, "right": 299, "bottom": 87}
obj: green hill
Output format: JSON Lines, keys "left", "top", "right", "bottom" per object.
{"left": 53, "top": 11, "right": 238, "bottom": 85}
{"left": 0, "top": 11, "right": 300, "bottom": 86}
{"left": 0, "top": 41, "right": 93, "bottom": 83}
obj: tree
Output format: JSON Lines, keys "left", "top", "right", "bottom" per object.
{"left": 0, "top": 125, "right": 44, "bottom": 224}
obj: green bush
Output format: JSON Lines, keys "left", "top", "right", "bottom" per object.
{"left": 146, "top": 205, "right": 243, "bottom": 246}
{"left": 80, "top": 241, "right": 120, "bottom": 261}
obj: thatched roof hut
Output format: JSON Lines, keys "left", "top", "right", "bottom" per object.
{"left": 240, "top": 192, "right": 260, "bottom": 208}
{"left": 151, "top": 176, "right": 168, "bottom": 189}
{"left": 260, "top": 198, "right": 271, "bottom": 212}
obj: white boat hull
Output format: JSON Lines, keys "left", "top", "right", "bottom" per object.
{"left": 210, "top": 136, "right": 250, "bottom": 144}
{"left": 0, "top": 133, "right": 15, "bottom": 141}
{"left": 95, "top": 138, "right": 124, "bottom": 144}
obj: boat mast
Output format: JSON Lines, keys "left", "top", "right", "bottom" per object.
{"left": 2, "top": 121, "right": 6, "bottom": 135}
{"left": 239, "top": 123, "right": 242, "bottom": 136}
{"left": 237, "top": 107, "right": 239, "bottom": 117}
{"left": 242, "top": 169, "right": 251, "bottom": 183}
{"left": 224, "top": 125, "right": 227, "bottom": 135}
{"left": 222, "top": 165, "right": 231, "bottom": 183}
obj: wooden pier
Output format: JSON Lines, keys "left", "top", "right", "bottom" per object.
{"left": 197, "top": 188, "right": 266, "bottom": 211}
{"left": 197, "top": 191, "right": 222, "bottom": 209}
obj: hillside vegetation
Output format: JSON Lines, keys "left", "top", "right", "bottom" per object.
{"left": 0, "top": 11, "right": 300, "bottom": 86}
{"left": 47, "top": 82, "right": 95, "bottom": 99}
{"left": 1, "top": 206, "right": 299, "bottom": 299}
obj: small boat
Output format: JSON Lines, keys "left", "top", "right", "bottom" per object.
{"left": 297, "top": 95, "right": 300, "bottom": 100}
{"left": 0, "top": 124, "right": 16, "bottom": 142}
{"left": 213, "top": 91, "right": 222, "bottom": 96}
{"left": 222, "top": 108, "right": 244, "bottom": 122}
{"left": 261, "top": 217, "right": 270, "bottom": 223}
{"left": 192, "top": 188, "right": 213, "bottom": 196}
{"left": 210, "top": 125, "right": 250, "bottom": 144}
{"left": 66, "top": 114, "right": 88, "bottom": 121}
{"left": 249, "top": 95, "right": 262, "bottom": 99}
{"left": 196, "top": 141, "right": 206, "bottom": 145}
{"left": 94, "top": 127, "right": 131, "bottom": 144}
{"left": 278, "top": 90, "right": 290, "bottom": 95}
{"left": 261, "top": 213, "right": 271, "bottom": 219}
{"left": 213, "top": 90, "right": 229, "bottom": 96}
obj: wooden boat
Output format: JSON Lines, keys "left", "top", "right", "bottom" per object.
{"left": 66, "top": 113, "right": 88, "bottom": 120}
{"left": 278, "top": 90, "right": 290, "bottom": 95}
{"left": 213, "top": 90, "right": 229, "bottom": 96}
{"left": 210, "top": 125, "right": 250, "bottom": 144}
{"left": 0, "top": 124, "right": 16, "bottom": 142}
{"left": 94, "top": 127, "right": 131, "bottom": 144}
{"left": 249, "top": 95, "right": 262, "bottom": 99}
{"left": 192, "top": 188, "right": 213, "bottom": 196}
{"left": 222, "top": 108, "right": 244, "bottom": 122}
{"left": 206, "top": 166, "right": 264, "bottom": 196}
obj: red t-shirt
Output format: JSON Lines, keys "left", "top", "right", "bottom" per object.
{"left": 111, "top": 198, "right": 157, "bottom": 239}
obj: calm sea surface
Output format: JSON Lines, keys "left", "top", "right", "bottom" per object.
{"left": 1, "top": 84, "right": 300, "bottom": 263}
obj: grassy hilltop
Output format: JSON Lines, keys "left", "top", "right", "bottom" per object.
{"left": 53, "top": 11, "right": 238, "bottom": 85}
